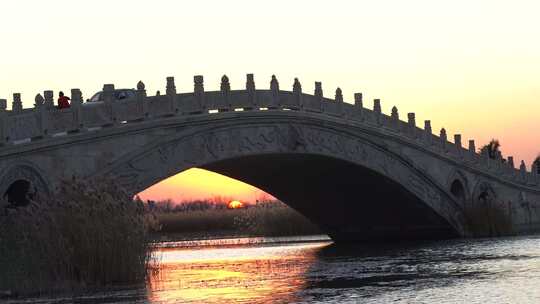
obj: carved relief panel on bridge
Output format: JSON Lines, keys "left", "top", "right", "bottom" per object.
{"left": 102, "top": 123, "right": 460, "bottom": 231}
{"left": 0, "top": 164, "right": 51, "bottom": 206}
{"left": 48, "top": 109, "right": 76, "bottom": 134}
{"left": 6, "top": 112, "right": 41, "bottom": 141}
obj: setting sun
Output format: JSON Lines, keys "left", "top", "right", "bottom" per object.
{"left": 228, "top": 200, "right": 244, "bottom": 209}
{"left": 138, "top": 168, "right": 273, "bottom": 203}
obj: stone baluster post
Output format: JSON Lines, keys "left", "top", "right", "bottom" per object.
{"left": 354, "top": 93, "right": 363, "bottom": 108}
{"left": 424, "top": 120, "right": 432, "bottom": 145}
{"left": 220, "top": 75, "right": 231, "bottom": 111}
{"left": 270, "top": 75, "right": 279, "bottom": 109}
{"left": 391, "top": 106, "right": 399, "bottom": 119}
{"left": 0, "top": 99, "right": 6, "bottom": 145}
{"left": 166, "top": 77, "right": 176, "bottom": 96}
{"left": 508, "top": 156, "right": 515, "bottom": 168}
{"left": 136, "top": 81, "right": 148, "bottom": 119}
{"left": 34, "top": 93, "right": 44, "bottom": 108}
{"left": 373, "top": 99, "right": 382, "bottom": 125}
{"left": 454, "top": 134, "right": 462, "bottom": 157}
{"left": 34, "top": 94, "right": 47, "bottom": 138}
{"left": 440, "top": 128, "right": 447, "bottom": 151}
{"left": 43, "top": 91, "right": 55, "bottom": 136}
{"left": 194, "top": 75, "right": 205, "bottom": 112}
{"left": 314, "top": 81, "right": 323, "bottom": 112}
{"left": 102, "top": 84, "right": 115, "bottom": 125}
{"left": 468, "top": 139, "right": 476, "bottom": 155}
{"left": 519, "top": 160, "right": 527, "bottom": 176}
{"left": 468, "top": 139, "right": 476, "bottom": 161}
{"left": 44, "top": 90, "right": 54, "bottom": 109}
{"left": 334, "top": 88, "right": 343, "bottom": 102}
{"left": 335, "top": 87, "right": 343, "bottom": 116}
{"left": 408, "top": 113, "right": 416, "bottom": 138}
{"left": 102, "top": 85, "right": 114, "bottom": 101}
{"left": 12, "top": 93, "right": 23, "bottom": 113}
{"left": 520, "top": 160, "right": 527, "bottom": 182}
{"left": 314, "top": 82, "right": 323, "bottom": 97}
{"left": 391, "top": 106, "right": 399, "bottom": 130}
{"left": 532, "top": 162, "right": 538, "bottom": 183}
{"left": 507, "top": 156, "right": 516, "bottom": 177}
{"left": 292, "top": 78, "right": 302, "bottom": 110}
{"left": 519, "top": 160, "right": 526, "bottom": 182}
{"left": 166, "top": 77, "right": 178, "bottom": 114}
{"left": 246, "top": 74, "right": 256, "bottom": 110}
{"left": 354, "top": 93, "right": 363, "bottom": 121}
{"left": 71, "top": 88, "right": 83, "bottom": 132}
{"left": 373, "top": 99, "right": 381, "bottom": 113}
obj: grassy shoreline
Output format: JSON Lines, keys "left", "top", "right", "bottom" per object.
{"left": 0, "top": 179, "right": 158, "bottom": 298}
{"left": 149, "top": 202, "right": 322, "bottom": 239}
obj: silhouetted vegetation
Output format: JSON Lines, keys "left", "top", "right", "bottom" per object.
{"left": 0, "top": 179, "right": 158, "bottom": 296}
{"left": 143, "top": 196, "right": 231, "bottom": 213}
{"left": 148, "top": 199, "right": 322, "bottom": 239}
{"left": 479, "top": 139, "right": 502, "bottom": 160}
{"left": 234, "top": 203, "right": 323, "bottom": 236}
{"left": 464, "top": 201, "right": 513, "bottom": 237}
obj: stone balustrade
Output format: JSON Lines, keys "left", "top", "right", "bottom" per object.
{"left": 0, "top": 74, "right": 537, "bottom": 188}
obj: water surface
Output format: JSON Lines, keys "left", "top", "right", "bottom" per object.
{"left": 10, "top": 235, "right": 540, "bottom": 303}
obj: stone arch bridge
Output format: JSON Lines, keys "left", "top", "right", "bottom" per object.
{"left": 0, "top": 74, "right": 539, "bottom": 241}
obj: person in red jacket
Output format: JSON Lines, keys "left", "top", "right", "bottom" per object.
{"left": 58, "top": 91, "right": 71, "bottom": 109}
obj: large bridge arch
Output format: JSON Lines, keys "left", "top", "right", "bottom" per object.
{"left": 95, "top": 120, "right": 466, "bottom": 241}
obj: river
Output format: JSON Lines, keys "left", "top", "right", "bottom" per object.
{"left": 8, "top": 234, "right": 540, "bottom": 303}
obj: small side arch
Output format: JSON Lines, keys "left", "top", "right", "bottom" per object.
{"left": 472, "top": 181, "right": 498, "bottom": 207}
{"left": 0, "top": 163, "right": 51, "bottom": 207}
{"left": 450, "top": 179, "right": 466, "bottom": 204}
{"left": 3, "top": 179, "right": 34, "bottom": 207}
{"left": 468, "top": 181, "right": 513, "bottom": 237}
{"left": 447, "top": 170, "right": 470, "bottom": 207}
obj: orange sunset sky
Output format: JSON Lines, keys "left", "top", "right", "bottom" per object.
{"left": 1, "top": 1, "right": 539, "bottom": 203}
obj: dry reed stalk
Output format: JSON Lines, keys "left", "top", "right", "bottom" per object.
{"left": 0, "top": 177, "right": 159, "bottom": 296}
{"left": 154, "top": 202, "right": 321, "bottom": 237}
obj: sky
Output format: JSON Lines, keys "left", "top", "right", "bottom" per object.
{"left": 1, "top": 0, "right": 539, "bottom": 202}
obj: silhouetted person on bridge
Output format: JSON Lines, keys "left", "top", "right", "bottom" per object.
{"left": 58, "top": 91, "right": 71, "bottom": 109}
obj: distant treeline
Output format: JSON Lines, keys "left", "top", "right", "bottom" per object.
{"left": 140, "top": 197, "right": 322, "bottom": 239}
{"left": 137, "top": 196, "right": 282, "bottom": 213}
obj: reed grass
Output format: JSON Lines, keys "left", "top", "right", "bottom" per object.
{"left": 155, "top": 202, "right": 322, "bottom": 238}
{"left": 464, "top": 203, "right": 513, "bottom": 237}
{"left": 0, "top": 178, "right": 158, "bottom": 296}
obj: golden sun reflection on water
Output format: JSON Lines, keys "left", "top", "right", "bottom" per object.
{"left": 147, "top": 241, "right": 331, "bottom": 304}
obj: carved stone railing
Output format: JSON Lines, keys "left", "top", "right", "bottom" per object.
{"left": 0, "top": 74, "right": 537, "bottom": 189}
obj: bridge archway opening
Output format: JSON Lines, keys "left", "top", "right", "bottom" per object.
{"left": 138, "top": 167, "right": 322, "bottom": 236}
{"left": 3, "top": 179, "right": 33, "bottom": 207}
{"left": 194, "top": 153, "right": 459, "bottom": 241}
{"left": 450, "top": 179, "right": 466, "bottom": 205}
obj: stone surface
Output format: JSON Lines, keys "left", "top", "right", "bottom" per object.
{"left": 0, "top": 75, "right": 539, "bottom": 241}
